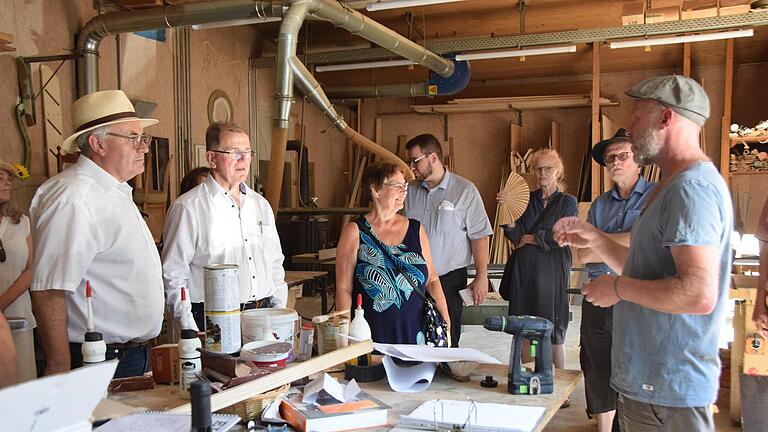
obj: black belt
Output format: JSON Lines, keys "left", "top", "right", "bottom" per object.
{"left": 105, "top": 340, "right": 150, "bottom": 350}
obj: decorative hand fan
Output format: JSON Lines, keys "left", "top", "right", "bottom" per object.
{"left": 497, "top": 172, "right": 530, "bottom": 226}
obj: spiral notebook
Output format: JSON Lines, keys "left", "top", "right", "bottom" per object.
{"left": 94, "top": 411, "right": 240, "bottom": 432}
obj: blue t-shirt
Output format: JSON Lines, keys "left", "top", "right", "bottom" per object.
{"left": 611, "top": 162, "right": 732, "bottom": 407}
{"left": 586, "top": 176, "right": 656, "bottom": 280}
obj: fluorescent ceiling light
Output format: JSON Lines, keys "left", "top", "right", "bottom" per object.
{"left": 366, "top": 0, "right": 466, "bottom": 11}
{"left": 315, "top": 59, "right": 417, "bottom": 72}
{"left": 192, "top": 16, "right": 281, "bottom": 30}
{"left": 609, "top": 29, "right": 753, "bottom": 49}
{"left": 455, "top": 45, "right": 577, "bottom": 61}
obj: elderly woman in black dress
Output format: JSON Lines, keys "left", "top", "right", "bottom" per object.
{"left": 497, "top": 149, "right": 578, "bottom": 370}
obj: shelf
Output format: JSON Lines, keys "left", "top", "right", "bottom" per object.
{"left": 730, "top": 135, "right": 768, "bottom": 146}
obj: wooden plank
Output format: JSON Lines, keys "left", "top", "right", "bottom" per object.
{"left": 40, "top": 65, "right": 63, "bottom": 177}
{"left": 601, "top": 115, "right": 615, "bottom": 193}
{"left": 591, "top": 42, "right": 602, "bottom": 200}
{"left": 396, "top": 135, "right": 408, "bottom": 161}
{"left": 550, "top": 121, "right": 561, "bottom": 153}
{"left": 683, "top": 42, "right": 692, "bottom": 77}
{"left": 720, "top": 39, "right": 734, "bottom": 183}
{"left": 0, "top": 31, "right": 13, "bottom": 45}
{"left": 373, "top": 117, "right": 382, "bottom": 164}
{"left": 168, "top": 340, "right": 373, "bottom": 413}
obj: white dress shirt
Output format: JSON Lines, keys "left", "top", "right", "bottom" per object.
{"left": 0, "top": 215, "right": 36, "bottom": 327}
{"left": 30, "top": 156, "right": 164, "bottom": 344}
{"left": 162, "top": 175, "right": 287, "bottom": 328}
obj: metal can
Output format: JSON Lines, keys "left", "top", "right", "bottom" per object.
{"left": 203, "top": 264, "right": 241, "bottom": 354}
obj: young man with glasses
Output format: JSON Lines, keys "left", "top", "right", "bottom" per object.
{"left": 578, "top": 128, "right": 655, "bottom": 432}
{"left": 30, "top": 90, "right": 164, "bottom": 378}
{"left": 162, "top": 122, "right": 287, "bottom": 332}
{"left": 404, "top": 133, "right": 493, "bottom": 347}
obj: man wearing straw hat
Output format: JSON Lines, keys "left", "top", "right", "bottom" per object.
{"left": 578, "top": 128, "right": 655, "bottom": 432}
{"left": 30, "top": 90, "right": 164, "bottom": 378}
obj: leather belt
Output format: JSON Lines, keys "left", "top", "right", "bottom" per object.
{"left": 105, "top": 340, "right": 150, "bottom": 350}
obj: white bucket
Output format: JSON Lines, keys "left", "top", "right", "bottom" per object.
{"left": 241, "top": 308, "right": 299, "bottom": 347}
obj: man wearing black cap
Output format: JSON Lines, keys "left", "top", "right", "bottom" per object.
{"left": 579, "top": 128, "right": 654, "bottom": 432}
{"left": 554, "top": 75, "right": 732, "bottom": 431}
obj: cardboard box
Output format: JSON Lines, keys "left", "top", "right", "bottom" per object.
{"left": 646, "top": 6, "right": 682, "bottom": 23}
{"left": 682, "top": 0, "right": 719, "bottom": 18}
{"left": 651, "top": 0, "right": 682, "bottom": 7}
{"left": 150, "top": 343, "right": 179, "bottom": 384}
{"left": 719, "top": 0, "right": 751, "bottom": 16}
{"left": 622, "top": 1, "right": 646, "bottom": 25}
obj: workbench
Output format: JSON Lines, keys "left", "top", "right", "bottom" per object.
{"left": 284, "top": 270, "right": 329, "bottom": 313}
{"left": 108, "top": 363, "right": 581, "bottom": 432}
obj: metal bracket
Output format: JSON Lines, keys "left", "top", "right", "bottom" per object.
{"left": 16, "top": 53, "right": 82, "bottom": 126}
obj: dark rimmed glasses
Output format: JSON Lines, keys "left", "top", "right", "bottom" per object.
{"left": 605, "top": 151, "right": 633, "bottom": 165}
{"left": 210, "top": 149, "right": 255, "bottom": 162}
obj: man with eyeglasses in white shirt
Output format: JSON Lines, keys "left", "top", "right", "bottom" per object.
{"left": 162, "top": 122, "right": 288, "bottom": 332}
{"left": 30, "top": 90, "right": 164, "bottom": 378}
{"left": 404, "top": 133, "right": 492, "bottom": 347}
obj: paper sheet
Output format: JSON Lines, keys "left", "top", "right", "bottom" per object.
{"left": 302, "top": 373, "right": 361, "bottom": 404}
{"left": 399, "top": 399, "right": 545, "bottom": 432}
{"left": 373, "top": 342, "right": 502, "bottom": 364}
{"left": 459, "top": 288, "right": 475, "bottom": 306}
{"left": 381, "top": 355, "right": 437, "bottom": 393}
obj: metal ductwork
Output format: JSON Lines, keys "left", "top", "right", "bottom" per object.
{"left": 288, "top": 56, "right": 414, "bottom": 180}
{"left": 77, "top": 0, "right": 282, "bottom": 96}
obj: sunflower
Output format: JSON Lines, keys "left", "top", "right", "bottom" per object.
{"left": 12, "top": 163, "right": 30, "bottom": 180}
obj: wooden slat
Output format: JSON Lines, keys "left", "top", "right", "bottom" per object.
{"left": 169, "top": 340, "right": 373, "bottom": 413}
{"left": 591, "top": 42, "right": 602, "bottom": 200}
{"left": 40, "top": 65, "right": 63, "bottom": 177}
{"left": 683, "top": 42, "right": 692, "bottom": 77}
{"left": 0, "top": 31, "right": 13, "bottom": 45}
{"left": 720, "top": 39, "right": 734, "bottom": 183}
{"left": 601, "top": 115, "right": 615, "bottom": 193}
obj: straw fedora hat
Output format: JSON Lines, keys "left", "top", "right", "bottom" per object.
{"left": 0, "top": 158, "right": 20, "bottom": 178}
{"left": 62, "top": 90, "right": 158, "bottom": 153}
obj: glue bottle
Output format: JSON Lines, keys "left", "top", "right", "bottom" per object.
{"left": 179, "top": 288, "right": 202, "bottom": 398}
{"left": 81, "top": 280, "right": 106, "bottom": 365}
{"left": 347, "top": 294, "right": 372, "bottom": 366}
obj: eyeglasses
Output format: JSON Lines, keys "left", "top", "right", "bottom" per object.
{"left": 104, "top": 132, "right": 153, "bottom": 149}
{"left": 0, "top": 239, "right": 5, "bottom": 263}
{"left": 383, "top": 182, "right": 408, "bottom": 192}
{"left": 210, "top": 149, "right": 255, "bottom": 161}
{"left": 605, "top": 151, "right": 633, "bottom": 165}
{"left": 408, "top": 153, "right": 431, "bottom": 167}
{"left": 533, "top": 166, "right": 556, "bottom": 174}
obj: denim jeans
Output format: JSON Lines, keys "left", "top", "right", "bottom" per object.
{"left": 69, "top": 342, "right": 150, "bottom": 378}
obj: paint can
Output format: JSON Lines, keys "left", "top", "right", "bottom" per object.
{"left": 203, "top": 264, "right": 241, "bottom": 354}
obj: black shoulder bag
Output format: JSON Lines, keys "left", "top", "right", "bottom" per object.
{"left": 355, "top": 218, "right": 449, "bottom": 347}
{"left": 499, "top": 193, "right": 564, "bottom": 300}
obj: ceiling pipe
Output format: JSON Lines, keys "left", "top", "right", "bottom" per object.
{"left": 288, "top": 55, "right": 414, "bottom": 180}
{"left": 76, "top": 0, "right": 281, "bottom": 96}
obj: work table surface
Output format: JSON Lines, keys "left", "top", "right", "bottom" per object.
{"left": 110, "top": 363, "right": 581, "bottom": 432}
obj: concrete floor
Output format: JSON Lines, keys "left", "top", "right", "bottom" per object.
{"left": 295, "top": 292, "right": 741, "bottom": 431}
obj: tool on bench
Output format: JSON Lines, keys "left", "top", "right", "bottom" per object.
{"left": 484, "top": 315, "right": 554, "bottom": 395}
{"left": 82, "top": 280, "right": 106, "bottom": 365}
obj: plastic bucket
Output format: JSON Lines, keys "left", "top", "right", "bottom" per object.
{"left": 241, "top": 308, "right": 299, "bottom": 348}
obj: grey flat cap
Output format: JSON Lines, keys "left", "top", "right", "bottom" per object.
{"left": 625, "top": 75, "right": 710, "bottom": 126}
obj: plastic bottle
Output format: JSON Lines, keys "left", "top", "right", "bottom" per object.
{"left": 81, "top": 281, "right": 106, "bottom": 365}
{"left": 347, "top": 294, "right": 372, "bottom": 365}
{"left": 298, "top": 322, "right": 315, "bottom": 361}
{"left": 260, "top": 315, "right": 278, "bottom": 342}
{"left": 179, "top": 288, "right": 202, "bottom": 397}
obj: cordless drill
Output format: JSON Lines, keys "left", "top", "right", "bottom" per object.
{"left": 484, "top": 315, "right": 554, "bottom": 395}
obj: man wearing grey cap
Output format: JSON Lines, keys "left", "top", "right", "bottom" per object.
{"left": 553, "top": 75, "right": 732, "bottom": 431}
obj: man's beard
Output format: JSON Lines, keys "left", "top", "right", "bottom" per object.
{"left": 415, "top": 163, "right": 432, "bottom": 181}
{"left": 632, "top": 129, "right": 662, "bottom": 166}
